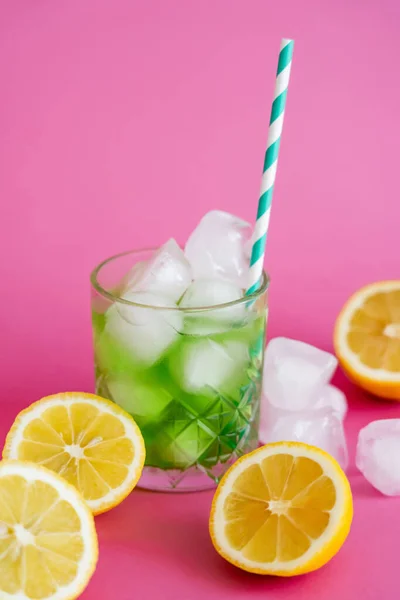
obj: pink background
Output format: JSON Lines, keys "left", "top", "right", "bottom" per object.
{"left": 1, "top": 0, "right": 399, "bottom": 598}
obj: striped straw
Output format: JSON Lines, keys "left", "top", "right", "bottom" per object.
{"left": 246, "top": 38, "right": 294, "bottom": 296}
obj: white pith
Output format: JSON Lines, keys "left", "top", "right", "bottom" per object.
{"left": 5, "top": 394, "right": 144, "bottom": 512}
{"left": 212, "top": 444, "right": 349, "bottom": 573}
{"left": 336, "top": 281, "right": 400, "bottom": 382}
{"left": 0, "top": 461, "right": 97, "bottom": 600}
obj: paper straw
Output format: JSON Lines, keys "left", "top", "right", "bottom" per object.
{"left": 246, "top": 38, "right": 294, "bottom": 295}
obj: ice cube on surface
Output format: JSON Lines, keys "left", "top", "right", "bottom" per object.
{"left": 185, "top": 210, "right": 252, "bottom": 286}
{"left": 123, "top": 239, "right": 192, "bottom": 302}
{"left": 103, "top": 291, "right": 183, "bottom": 367}
{"left": 170, "top": 339, "right": 249, "bottom": 394}
{"left": 179, "top": 278, "right": 245, "bottom": 333}
{"left": 315, "top": 385, "right": 348, "bottom": 420}
{"left": 356, "top": 420, "right": 400, "bottom": 496}
{"left": 260, "top": 405, "right": 348, "bottom": 469}
{"left": 263, "top": 338, "right": 338, "bottom": 411}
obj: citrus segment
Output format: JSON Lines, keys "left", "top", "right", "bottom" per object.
{"left": 260, "top": 454, "right": 292, "bottom": 498}
{"left": 3, "top": 392, "right": 146, "bottom": 514}
{"left": 242, "top": 514, "right": 278, "bottom": 562}
{"left": 278, "top": 516, "right": 310, "bottom": 561}
{"left": 233, "top": 464, "right": 270, "bottom": 500}
{"left": 0, "top": 460, "right": 97, "bottom": 600}
{"left": 281, "top": 457, "right": 322, "bottom": 500}
{"left": 209, "top": 442, "right": 353, "bottom": 576}
{"left": 291, "top": 475, "right": 336, "bottom": 510}
{"left": 288, "top": 507, "right": 329, "bottom": 538}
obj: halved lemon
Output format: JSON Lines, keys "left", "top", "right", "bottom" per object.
{"left": 334, "top": 281, "right": 400, "bottom": 400}
{"left": 3, "top": 393, "right": 145, "bottom": 515}
{"left": 209, "top": 442, "right": 352, "bottom": 576}
{"left": 0, "top": 460, "right": 98, "bottom": 600}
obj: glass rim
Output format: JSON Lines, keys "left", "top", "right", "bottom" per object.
{"left": 90, "top": 247, "right": 270, "bottom": 312}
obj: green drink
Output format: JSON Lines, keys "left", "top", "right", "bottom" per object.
{"left": 91, "top": 217, "right": 268, "bottom": 491}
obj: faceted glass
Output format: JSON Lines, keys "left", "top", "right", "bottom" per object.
{"left": 91, "top": 249, "right": 269, "bottom": 492}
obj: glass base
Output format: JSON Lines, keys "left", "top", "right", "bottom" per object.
{"left": 138, "top": 465, "right": 219, "bottom": 492}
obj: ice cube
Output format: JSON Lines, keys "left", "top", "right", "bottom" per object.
{"left": 185, "top": 211, "right": 251, "bottom": 286}
{"left": 103, "top": 290, "right": 183, "bottom": 367}
{"left": 179, "top": 278, "right": 245, "bottom": 334}
{"left": 260, "top": 404, "right": 348, "bottom": 469}
{"left": 117, "top": 260, "right": 146, "bottom": 295}
{"left": 356, "top": 420, "right": 400, "bottom": 496}
{"left": 123, "top": 239, "right": 192, "bottom": 302}
{"left": 180, "top": 278, "right": 243, "bottom": 308}
{"left": 170, "top": 338, "right": 249, "bottom": 394}
{"left": 105, "top": 376, "right": 172, "bottom": 424}
{"left": 263, "top": 338, "right": 338, "bottom": 411}
{"left": 315, "top": 385, "right": 348, "bottom": 420}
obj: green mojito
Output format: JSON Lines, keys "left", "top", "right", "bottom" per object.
{"left": 91, "top": 211, "right": 268, "bottom": 491}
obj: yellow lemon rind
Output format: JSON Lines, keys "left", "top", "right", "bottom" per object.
{"left": 209, "top": 442, "right": 353, "bottom": 576}
{"left": 2, "top": 392, "right": 146, "bottom": 515}
{"left": 334, "top": 281, "right": 400, "bottom": 400}
{"left": 0, "top": 459, "right": 98, "bottom": 600}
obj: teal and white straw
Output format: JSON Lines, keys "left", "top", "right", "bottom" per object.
{"left": 246, "top": 38, "right": 294, "bottom": 296}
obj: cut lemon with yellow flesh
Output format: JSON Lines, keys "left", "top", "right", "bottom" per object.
{"left": 3, "top": 393, "right": 145, "bottom": 515}
{"left": 209, "top": 442, "right": 353, "bottom": 576}
{"left": 0, "top": 460, "right": 98, "bottom": 600}
{"left": 334, "top": 281, "right": 400, "bottom": 400}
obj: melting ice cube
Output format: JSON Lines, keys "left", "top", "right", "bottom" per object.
{"left": 103, "top": 290, "right": 183, "bottom": 367}
{"left": 356, "top": 419, "right": 400, "bottom": 496}
{"left": 315, "top": 384, "right": 348, "bottom": 420}
{"left": 263, "top": 338, "right": 338, "bottom": 411}
{"left": 170, "top": 338, "right": 249, "bottom": 394}
{"left": 260, "top": 404, "right": 348, "bottom": 469}
{"left": 260, "top": 337, "right": 346, "bottom": 467}
{"left": 185, "top": 211, "right": 251, "bottom": 287}
{"left": 104, "top": 376, "right": 172, "bottom": 424}
{"left": 179, "top": 278, "right": 245, "bottom": 334}
{"left": 123, "top": 239, "right": 192, "bottom": 302}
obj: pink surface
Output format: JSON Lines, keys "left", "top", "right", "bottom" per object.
{"left": 0, "top": 0, "right": 399, "bottom": 598}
